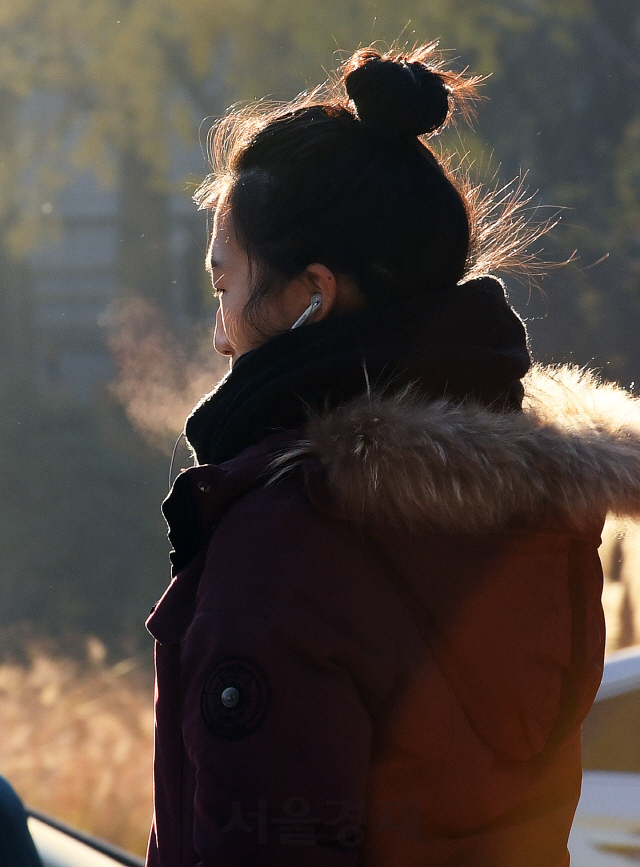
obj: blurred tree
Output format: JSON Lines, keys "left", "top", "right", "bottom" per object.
{"left": 461, "top": 0, "right": 640, "bottom": 379}
{"left": 0, "top": 378, "right": 169, "bottom": 655}
{"left": 0, "top": 0, "right": 230, "bottom": 333}
{"left": 0, "top": 0, "right": 636, "bottom": 365}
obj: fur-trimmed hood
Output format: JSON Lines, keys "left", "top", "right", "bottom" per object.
{"left": 270, "top": 364, "right": 640, "bottom": 534}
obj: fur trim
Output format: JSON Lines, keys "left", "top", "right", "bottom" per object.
{"left": 269, "top": 365, "right": 640, "bottom": 533}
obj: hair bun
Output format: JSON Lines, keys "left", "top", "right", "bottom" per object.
{"left": 344, "top": 51, "right": 450, "bottom": 138}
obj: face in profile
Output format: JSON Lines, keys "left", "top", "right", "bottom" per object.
{"left": 207, "top": 202, "right": 339, "bottom": 365}
{"left": 207, "top": 205, "right": 257, "bottom": 365}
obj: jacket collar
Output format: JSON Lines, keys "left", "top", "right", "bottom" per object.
{"left": 147, "top": 431, "right": 297, "bottom": 644}
{"left": 162, "top": 431, "right": 297, "bottom": 573}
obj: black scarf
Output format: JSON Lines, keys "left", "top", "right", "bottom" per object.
{"left": 185, "top": 276, "right": 531, "bottom": 466}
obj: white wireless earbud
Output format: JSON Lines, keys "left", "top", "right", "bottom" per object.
{"left": 291, "top": 293, "right": 322, "bottom": 329}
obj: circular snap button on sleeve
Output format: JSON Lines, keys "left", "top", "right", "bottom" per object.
{"left": 221, "top": 687, "right": 240, "bottom": 708}
{"left": 201, "top": 658, "right": 271, "bottom": 740}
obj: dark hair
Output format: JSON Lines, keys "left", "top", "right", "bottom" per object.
{"left": 195, "top": 44, "right": 539, "bottom": 329}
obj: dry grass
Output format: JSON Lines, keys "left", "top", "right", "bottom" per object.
{"left": 0, "top": 638, "right": 154, "bottom": 857}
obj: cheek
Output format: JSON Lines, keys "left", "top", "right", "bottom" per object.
{"left": 215, "top": 291, "right": 255, "bottom": 355}
{"left": 219, "top": 295, "right": 241, "bottom": 342}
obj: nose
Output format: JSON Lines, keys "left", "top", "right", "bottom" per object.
{"left": 213, "top": 306, "right": 234, "bottom": 358}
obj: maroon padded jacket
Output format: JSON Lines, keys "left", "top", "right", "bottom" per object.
{"left": 142, "top": 363, "right": 640, "bottom": 867}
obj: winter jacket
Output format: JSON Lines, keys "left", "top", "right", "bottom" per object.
{"left": 143, "top": 363, "right": 640, "bottom": 867}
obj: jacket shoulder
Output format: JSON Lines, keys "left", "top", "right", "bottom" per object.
{"left": 269, "top": 364, "right": 640, "bottom": 534}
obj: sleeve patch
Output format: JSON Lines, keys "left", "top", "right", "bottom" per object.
{"left": 200, "top": 657, "right": 271, "bottom": 740}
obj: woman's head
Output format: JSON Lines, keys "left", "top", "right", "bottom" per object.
{"left": 207, "top": 193, "right": 367, "bottom": 359}
{"left": 195, "top": 44, "right": 483, "bottom": 360}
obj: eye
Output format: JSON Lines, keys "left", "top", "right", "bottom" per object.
{"left": 210, "top": 269, "right": 225, "bottom": 298}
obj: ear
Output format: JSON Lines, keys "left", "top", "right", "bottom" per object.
{"left": 303, "top": 263, "right": 338, "bottom": 320}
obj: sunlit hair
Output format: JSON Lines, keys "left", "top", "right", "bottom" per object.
{"left": 194, "top": 43, "right": 548, "bottom": 330}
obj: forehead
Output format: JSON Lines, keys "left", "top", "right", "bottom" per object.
{"left": 208, "top": 204, "right": 237, "bottom": 265}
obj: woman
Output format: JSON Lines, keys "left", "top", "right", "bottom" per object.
{"left": 146, "top": 45, "right": 640, "bottom": 866}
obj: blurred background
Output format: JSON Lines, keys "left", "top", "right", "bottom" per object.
{"left": 0, "top": 0, "right": 639, "bottom": 856}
